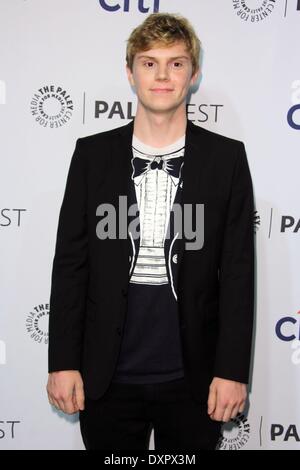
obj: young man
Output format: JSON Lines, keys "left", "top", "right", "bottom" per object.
{"left": 47, "top": 13, "right": 254, "bottom": 450}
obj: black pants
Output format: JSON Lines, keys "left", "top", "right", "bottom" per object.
{"left": 79, "top": 376, "right": 222, "bottom": 450}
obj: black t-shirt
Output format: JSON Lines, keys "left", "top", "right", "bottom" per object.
{"left": 112, "top": 135, "right": 185, "bottom": 384}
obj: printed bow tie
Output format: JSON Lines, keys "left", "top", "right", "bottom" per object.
{"left": 132, "top": 155, "right": 184, "bottom": 179}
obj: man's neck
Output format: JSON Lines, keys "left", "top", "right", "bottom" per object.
{"left": 133, "top": 107, "right": 187, "bottom": 148}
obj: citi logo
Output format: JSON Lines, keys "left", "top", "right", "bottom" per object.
{"left": 287, "top": 80, "right": 300, "bottom": 130}
{"left": 275, "top": 311, "right": 300, "bottom": 342}
{"left": 275, "top": 311, "right": 300, "bottom": 365}
{"left": 98, "top": 0, "right": 160, "bottom": 13}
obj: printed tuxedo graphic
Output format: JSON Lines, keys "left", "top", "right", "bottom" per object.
{"left": 128, "top": 139, "right": 185, "bottom": 300}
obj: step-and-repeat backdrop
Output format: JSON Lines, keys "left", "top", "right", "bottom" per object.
{"left": 0, "top": 0, "right": 299, "bottom": 450}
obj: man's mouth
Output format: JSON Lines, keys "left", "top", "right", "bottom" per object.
{"left": 150, "top": 88, "right": 173, "bottom": 93}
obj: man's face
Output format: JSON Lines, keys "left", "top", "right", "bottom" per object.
{"left": 127, "top": 41, "right": 199, "bottom": 115}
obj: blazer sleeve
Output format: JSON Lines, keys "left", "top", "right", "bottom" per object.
{"left": 48, "top": 138, "right": 88, "bottom": 373}
{"left": 214, "top": 141, "right": 255, "bottom": 384}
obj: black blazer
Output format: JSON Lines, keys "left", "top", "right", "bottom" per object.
{"left": 48, "top": 119, "right": 255, "bottom": 402}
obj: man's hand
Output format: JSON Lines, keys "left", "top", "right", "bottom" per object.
{"left": 207, "top": 377, "right": 247, "bottom": 422}
{"left": 46, "top": 370, "right": 85, "bottom": 415}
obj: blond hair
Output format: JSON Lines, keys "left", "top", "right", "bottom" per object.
{"left": 126, "top": 13, "right": 201, "bottom": 75}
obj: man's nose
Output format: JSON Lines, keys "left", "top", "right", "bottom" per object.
{"left": 155, "top": 64, "right": 170, "bottom": 80}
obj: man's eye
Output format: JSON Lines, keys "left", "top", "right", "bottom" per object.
{"left": 144, "top": 62, "right": 154, "bottom": 67}
{"left": 173, "top": 62, "right": 183, "bottom": 68}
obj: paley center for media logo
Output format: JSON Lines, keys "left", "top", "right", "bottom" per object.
{"left": 254, "top": 210, "right": 260, "bottom": 232}
{"left": 98, "top": 0, "right": 160, "bottom": 13}
{"left": 25, "top": 303, "right": 49, "bottom": 345}
{"left": 30, "top": 85, "right": 74, "bottom": 128}
{"left": 1, "top": 208, "right": 27, "bottom": 228}
{"left": 93, "top": 100, "right": 224, "bottom": 124}
{"left": 217, "top": 414, "right": 251, "bottom": 450}
{"left": 0, "top": 421, "right": 21, "bottom": 440}
{"left": 275, "top": 309, "right": 300, "bottom": 365}
{"left": 232, "top": 0, "right": 277, "bottom": 23}
{"left": 285, "top": 0, "right": 300, "bottom": 17}
{"left": 265, "top": 208, "right": 299, "bottom": 239}
{"left": 287, "top": 80, "right": 300, "bottom": 130}
{"left": 271, "top": 422, "right": 300, "bottom": 443}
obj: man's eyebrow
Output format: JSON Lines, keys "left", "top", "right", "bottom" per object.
{"left": 136, "top": 55, "right": 190, "bottom": 61}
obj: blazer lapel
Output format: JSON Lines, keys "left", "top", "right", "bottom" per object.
{"left": 116, "top": 120, "right": 139, "bottom": 283}
{"left": 169, "top": 120, "right": 214, "bottom": 294}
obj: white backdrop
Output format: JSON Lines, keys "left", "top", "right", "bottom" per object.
{"left": 0, "top": 0, "right": 299, "bottom": 450}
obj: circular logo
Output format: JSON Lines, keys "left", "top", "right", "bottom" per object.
{"left": 254, "top": 210, "right": 261, "bottom": 233}
{"left": 217, "top": 414, "right": 250, "bottom": 450}
{"left": 26, "top": 303, "right": 49, "bottom": 344}
{"left": 30, "top": 85, "right": 74, "bottom": 128}
{"left": 232, "top": 0, "right": 277, "bottom": 22}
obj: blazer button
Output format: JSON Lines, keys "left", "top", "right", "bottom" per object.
{"left": 116, "top": 327, "right": 122, "bottom": 336}
{"left": 172, "top": 254, "right": 177, "bottom": 264}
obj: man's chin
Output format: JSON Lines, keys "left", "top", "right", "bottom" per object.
{"left": 143, "top": 103, "right": 182, "bottom": 115}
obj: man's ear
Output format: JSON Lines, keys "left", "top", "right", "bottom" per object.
{"left": 190, "top": 68, "right": 200, "bottom": 87}
{"left": 126, "top": 65, "right": 135, "bottom": 87}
